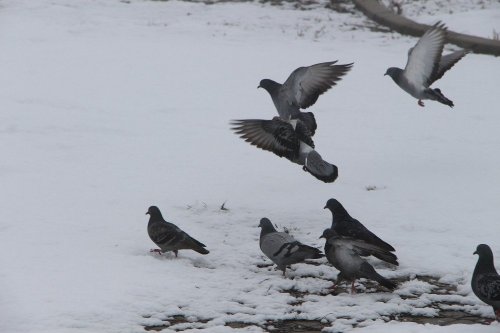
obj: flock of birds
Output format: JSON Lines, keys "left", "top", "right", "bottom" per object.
{"left": 146, "top": 22, "right": 500, "bottom": 322}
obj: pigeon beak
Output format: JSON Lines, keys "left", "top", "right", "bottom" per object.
{"left": 384, "top": 73, "right": 387, "bottom": 76}
{"left": 473, "top": 250, "right": 477, "bottom": 255}
{"left": 257, "top": 85, "right": 261, "bottom": 89}
{"left": 319, "top": 235, "right": 324, "bottom": 239}
{"left": 323, "top": 206, "right": 327, "bottom": 209}
{"left": 145, "top": 212, "right": 149, "bottom": 215}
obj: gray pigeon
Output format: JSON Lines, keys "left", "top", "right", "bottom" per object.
{"left": 231, "top": 117, "right": 338, "bottom": 183}
{"left": 320, "top": 229, "right": 396, "bottom": 293}
{"left": 324, "top": 199, "right": 397, "bottom": 263}
{"left": 258, "top": 218, "right": 323, "bottom": 277}
{"left": 259, "top": 61, "right": 353, "bottom": 134}
{"left": 384, "top": 22, "right": 469, "bottom": 108}
{"left": 472, "top": 244, "right": 500, "bottom": 321}
{"left": 146, "top": 206, "right": 209, "bottom": 256}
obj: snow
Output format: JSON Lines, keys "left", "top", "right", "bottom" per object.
{"left": 0, "top": 0, "right": 499, "bottom": 332}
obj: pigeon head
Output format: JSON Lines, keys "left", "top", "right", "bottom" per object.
{"left": 319, "top": 228, "right": 337, "bottom": 239}
{"left": 146, "top": 206, "right": 163, "bottom": 219}
{"left": 474, "top": 244, "right": 493, "bottom": 257}
{"left": 324, "top": 198, "right": 344, "bottom": 212}
{"left": 324, "top": 198, "right": 350, "bottom": 226}
{"left": 258, "top": 218, "right": 277, "bottom": 233}
{"left": 258, "top": 79, "right": 280, "bottom": 95}
{"left": 384, "top": 67, "right": 403, "bottom": 82}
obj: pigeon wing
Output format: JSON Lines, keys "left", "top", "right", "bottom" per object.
{"left": 477, "top": 273, "right": 500, "bottom": 301}
{"left": 295, "top": 120, "right": 315, "bottom": 148}
{"left": 231, "top": 118, "right": 300, "bottom": 160}
{"left": 336, "top": 218, "right": 395, "bottom": 252}
{"left": 148, "top": 221, "right": 185, "bottom": 248}
{"left": 404, "top": 22, "right": 446, "bottom": 88}
{"left": 284, "top": 61, "right": 353, "bottom": 109}
{"left": 429, "top": 49, "right": 469, "bottom": 85}
{"left": 337, "top": 237, "right": 398, "bottom": 265}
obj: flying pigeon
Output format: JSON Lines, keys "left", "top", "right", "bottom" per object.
{"left": 472, "top": 244, "right": 500, "bottom": 321}
{"left": 259, "top": 61, "right": 353, "bottom": 134}
{"left": 324, "top": 198, "right": 397, "bottom": 264}
{"left": 231, "top": 117, "right": 338, "bottom": 183}
{"left": 146, "top": 206, "right": 209, "bottom": 256}
{"left": 320, "top": 229, "right": 396, "bottom": 293}
{"left": 258, "top": 218, "right": 323, "bottom": 277}
{"left": 384, "top": 21, "right": 469, "bottom": 108}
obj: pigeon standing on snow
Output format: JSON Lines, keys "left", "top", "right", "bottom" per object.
{"left": 259, "top": 61, "right": 353, "bottom": 134}
{"left": 320, "top": 229, "right": 396, "bottom": 293}
{"left": 258, "top": 218, "right": 323, "bottom": 277}
{"left": 231, "top": 117, "right": 338, "bottom": 183}
{"left": 146, "top": 206, "right": 209, "bottom": 256}
{"left": 324, "top": 198, "right": 397, "bottom": 265}
{"left": 384, "top": 21, "right": 469, "bottom": 108}
{"left": 472, "top": 244, "right": 500, "bottom": 321}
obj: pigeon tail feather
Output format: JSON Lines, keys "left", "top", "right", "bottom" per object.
{"left": 361, "top": 262, "right": 396, "bottom": 290}
{"left": 429, "top": 88, "right": 454, "bottom": 107}
{"left": 304, "top": 150, "right": 338, "bottom": 183}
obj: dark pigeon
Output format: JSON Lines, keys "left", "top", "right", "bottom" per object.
{"left": 320, "top": 229, "right": 396, "bottom": 293}
{"left": 231, "top": 117, "right": 338, "bottom": 183}
{"left": 324, "top": 198, "right": 397, "bottom": 262}
{"left": 259, "top": 61, "right": 353, "bottom": 134}
{"left": 472, "top": 244, "right": 500, "bottom": 321}
{"left": 258, "top": 218, "right": 323, "bottom": 277}
{"left": 146, "top": 206, "right": 209, "bottom": 256}
{"left": 384, "top": 21, "right": 469, "bottom": 108}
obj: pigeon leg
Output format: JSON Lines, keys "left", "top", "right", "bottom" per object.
{"left": 418, "top": 100, "right": 425, "bottom": 107}
{"left": 495, "top": 308, "right": 500, "bottom": 321}
{"left": 351, "top": 281, "right": 357, "bottom": 294}
{"left": 173, "top": 250, "right": 178, "bottom": 258}
{"left": 282, "top": 268, "right": 287, "bottom": 277}
{"left": 150, "top": 249, "right": 162, "bottom": 255}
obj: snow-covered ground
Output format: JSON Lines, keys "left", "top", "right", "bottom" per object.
{"left": 0, "top": 0, "right": 499, "bottom": 332}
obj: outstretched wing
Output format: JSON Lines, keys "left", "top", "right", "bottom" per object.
{"left": 283, "top": 61, "right": 353, "bottom": 109}
{"left": 231, "top": 118, "right": 300, "bottom": 160}
{"left": 404, "top": 22, "right": 446, "bottom": 88}
{"left": 429, "top": 49, "right": 469, "bottom": 85}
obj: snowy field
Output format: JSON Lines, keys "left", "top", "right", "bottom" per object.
{"left": 1, "top": 0, "right": 500, "bottom": 332}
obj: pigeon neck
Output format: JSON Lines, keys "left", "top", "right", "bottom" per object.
{"left": 149, "top": 212, "right": 164, "bottom": 223}
{"left": 330, "top": 207, "right": 350, "bottom": 226}
{"left": 474, "top": 253, "right": 498, "bottom": 275}
{"left": 261, "top": 79, "right": 281, "bottom": 95}
{"left": 260, "top": 224, "right": 277, "bottom": 237}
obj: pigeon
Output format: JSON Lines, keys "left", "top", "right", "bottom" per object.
{"left": 231, "top": 117, "right": 338, "bottom": 183}
{"left": 259, "top": 61, "right": 353, "bottom": 134}
{"left": 384, "top": 21, "right": 469, "bottom": 108}
{"left": 324, "top": 198, "right": 397, "bottom": 264}
{"left": 146, "top": 206, "right": 209, "bottom": 256}
{"left": 472, "top": 244, "right": 500, "bottom": 321}
{"left": 320, "top": 229, "right": 396, "bottom": 293}
{"left": 258, "top": 218, "right": 323, "bottom": 277}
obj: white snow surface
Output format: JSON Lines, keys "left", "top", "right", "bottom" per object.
{"left": 0, "top": 0, "right": 499, "bottom": 332}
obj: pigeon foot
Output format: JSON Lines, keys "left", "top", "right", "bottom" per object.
{"left": 351, "top": 281, "right": 357, "bottom": 294}
{"left": 418, "top": 100, "right": 425, "bottom": 107}
{"left": 150, "top": 249, "right": 163, "bottom": 255}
